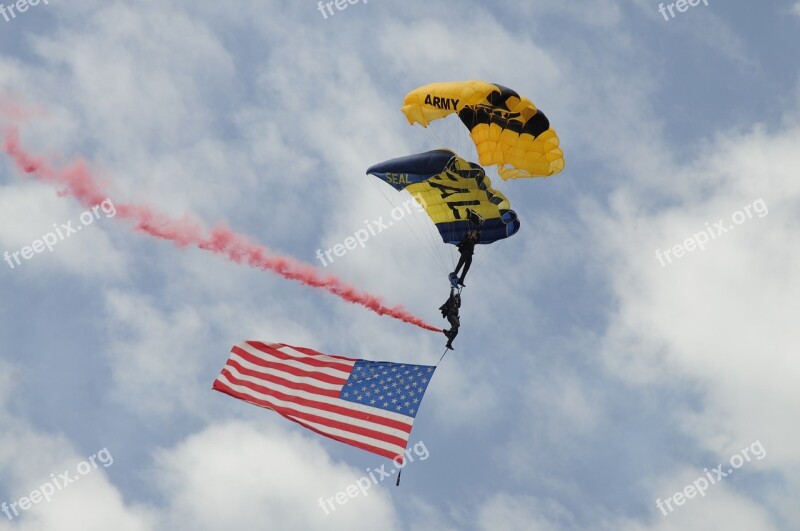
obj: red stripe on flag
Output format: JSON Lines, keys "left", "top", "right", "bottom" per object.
{"left": 246, "top": 342, "right": 355, "bottom": 372}
{"left": 225, "top": 358, "right": 341, "bottom": 398}
{"left": 231, "top": 346, "right": 349, "bottom": 386}
{"left": 256, "top": 342, "right": 360, "bottom": 362}
{"left": 212, "top": 379, "right": 409, "bottom": 450}
{"left": 217, "top": 368, "right": 412, "bottom": 433}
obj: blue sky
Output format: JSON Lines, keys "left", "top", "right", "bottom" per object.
{"left": 1, "top": 1, "right": 799, "bottom": 530}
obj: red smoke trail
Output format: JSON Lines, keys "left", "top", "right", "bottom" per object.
{"left": 3, "top": 127, "right": 439, "bottom": 332}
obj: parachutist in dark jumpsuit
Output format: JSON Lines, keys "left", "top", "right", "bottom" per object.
{"left": 440, "top": 288, "right": 461, "bottom": 350}
{"left": 451, "top": 228, "right": 480, "bottom": 287}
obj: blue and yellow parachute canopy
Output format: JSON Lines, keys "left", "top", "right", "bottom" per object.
{"left": 367, "top": 149, "right": 519, "bottom": 245}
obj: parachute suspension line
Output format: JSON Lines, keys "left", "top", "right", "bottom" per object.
{"left": 384, "top": 149, "right": 455, "bottom": 271}
{"left": 368, "top": 176, "right": 451, "bottom": 274}
{"left": 417, "top": 117, "right": 473, "bottom": 166}
{"left": 486, "top": 164, "right": 512, "bottom": 210}
{"left": 386, "top": 129, "right": 458, "bottom": 273}
{"left": 471, "top": 144, "right": 513, "bottom": 274}
{"left": 437, "top": 346, "right": 449, "bottom": 365}
{"left": 405, "top": 187, "right": 454, "bottom": 273}
{"left": 474, "top": 160, "right": 524, "bottom": 274}
{"left": 472, "top": 240, "right": 503, "bottom": 272}
{"left": 411, "top": 189, "right": 455, "bottom": 274}
{"left": 414, "top": 120, "right": 492, "bottom": 278}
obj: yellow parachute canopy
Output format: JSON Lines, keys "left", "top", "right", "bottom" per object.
{"left": 401, "top": 80, "right": 564, "bottom": 180}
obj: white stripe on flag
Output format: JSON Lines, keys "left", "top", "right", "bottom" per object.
{"left": 215, "top": 371, "right": 412, "bottom": 438}
{"left": 238, "top": 343, "right": 353, "bottom": 379}
{"left": 284, "top": 414, "right": 407, "bottom": 458}
{"left": 228, "top": 352, "right": 344, "bottom": 391}
{"left": 244, "top": 342, "right": 357, "bottom": 368}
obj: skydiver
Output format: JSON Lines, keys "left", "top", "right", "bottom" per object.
{"left": 449, "top": 209, "right": 483, "bottom": 288}
{"left": 439, "top": 287, "right": 461, "bottom": 350}
{"left": 450, "top": 228, "right": 480, "bottom": 288}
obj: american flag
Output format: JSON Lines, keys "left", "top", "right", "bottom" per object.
{"left": 213, "top": 341, "right": 436, "bottom": 461}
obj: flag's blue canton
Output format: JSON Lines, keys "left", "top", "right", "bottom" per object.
{"left": 339, "top": 360, "right": 435, "bottom": 417}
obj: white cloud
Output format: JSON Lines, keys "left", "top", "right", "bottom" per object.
{"left": 103, "top": 291, "right": 213, "bottom": 421}
{"left": 613, "top": 465, "right": 780, "bottom": 530}
{"left": 0, "top": 183, "right": 126, "bottom": 278}
{"left": 0, "top": 362, "right": 408, "bottom": 531}
{"left": 0, "top": 362, "right": 155, "bottom": 531}
{"left": 1, "top": 1, "right": 798, "bottom": 530}
{"left": 590, "top": 106, "right": 800, "bottom": 527}
{"left": 477, "top": 493, "right": 570, "bottom": 531}
{"left": 150, "top": 420, "right": 402, "bottom": 531}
